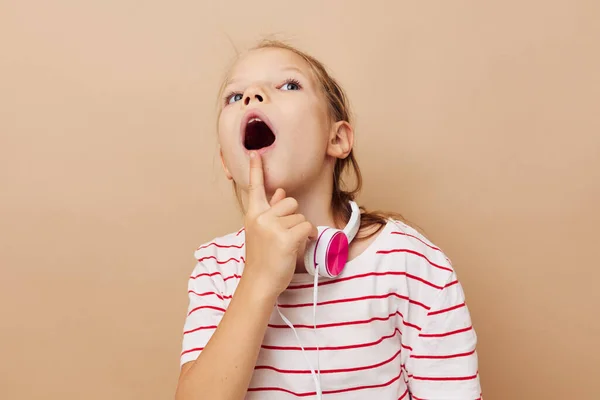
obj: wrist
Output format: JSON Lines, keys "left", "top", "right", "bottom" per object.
{"left": 237, "top": 268, "right": 279, "bottom": 307}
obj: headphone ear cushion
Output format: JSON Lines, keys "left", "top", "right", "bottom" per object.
{"left": 304, "top": 227, "right": 349, "bottom": 278}
{"left": 304, "top": 239, "right": 317, "bottom": 276}
{"left": 322, "top": 231, "right": 349, "bottom": 277}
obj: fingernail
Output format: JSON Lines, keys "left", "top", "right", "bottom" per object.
{"left": 250, "top": 151, "right": 256, "bottom": 159}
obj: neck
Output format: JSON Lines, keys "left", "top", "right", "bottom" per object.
{"left": 288, "top": 176, "right": 338, "bottom": 231}
{"left": 285, "top": 172, "right": 347, "bottom": 274}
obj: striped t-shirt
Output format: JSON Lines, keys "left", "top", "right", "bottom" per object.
{"left": 181, "top": 219, "right": 482, "bottom": 399}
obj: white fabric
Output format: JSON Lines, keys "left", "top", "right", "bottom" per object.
{"left": 181, "top": 220, "right": 482, "bottom": 399}
{"left": 275, "top": 266, "right": 322, "bottom": 399}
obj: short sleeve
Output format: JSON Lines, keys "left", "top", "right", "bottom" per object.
{"left": 180, "top": 261, "right": 227, "bottom": 366}
{"left": 406, "top": 272, "right": 482, "bottom": 399}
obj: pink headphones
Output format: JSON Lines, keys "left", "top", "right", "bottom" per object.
{"left": 304, "top": 201, "right": 361, "bottom": 278}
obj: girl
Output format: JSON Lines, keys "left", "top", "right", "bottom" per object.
{"left": 176, "top": 40, "right": 481, "bottom": 400}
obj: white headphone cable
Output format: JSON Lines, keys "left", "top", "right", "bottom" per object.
{"left": 275, "top": 272, "right": 322, "bottom": 399}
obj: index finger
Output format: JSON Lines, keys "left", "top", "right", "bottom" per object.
{"left": 248, "top": 151, "right": 268, "bottom": 212}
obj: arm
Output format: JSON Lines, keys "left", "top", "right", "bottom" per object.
{"left": 406, "top": 272, "right": 482, "bottom": 400}
{"left": 175, "top": 272, "right": 277, "bottom": 400}
{"left": 176, "top": 152, "right": 317, "bottom": 400}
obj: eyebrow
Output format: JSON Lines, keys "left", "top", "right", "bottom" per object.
{"left": 225, "top": 65, "right": 308, "bottom": 88}
{"left": 280, "top": 65, "right": 306, "bottom": 76}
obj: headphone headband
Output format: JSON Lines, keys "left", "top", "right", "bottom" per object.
{"left": 304, "top": 200, "right": 362, "bottom": 279}
{"left": 343, "top": 201, "right": 360, "bottom": 243}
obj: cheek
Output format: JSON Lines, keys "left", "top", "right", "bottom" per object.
{"left": 283, "top": 98, "right": 330, "bottom": 143}
{"left": 217, "top": 116, "right": 243, "bottom": 176}
{"left": 218, "top": 113, "right": 239, "bottom": 149}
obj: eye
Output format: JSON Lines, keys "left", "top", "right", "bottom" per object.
{"left": 226, "top": 93, "right": 243, "bottom": 105}
{"left": 280, "top": 79, "right": 301, "bottom": 91}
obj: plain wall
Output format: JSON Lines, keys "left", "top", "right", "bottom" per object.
{"left": 1, "top": 1, "right": 599, "bottom": 399}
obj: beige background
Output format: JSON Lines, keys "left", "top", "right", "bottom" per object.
{"left": 2, "top": 1, "right": 599, "bottom": 399}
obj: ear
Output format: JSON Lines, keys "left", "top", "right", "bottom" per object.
{"left": 326, "top": 120, "right": 354, "bottom": 159}
{"left": 219, "top": 148, "right": 233, "bottom": 180}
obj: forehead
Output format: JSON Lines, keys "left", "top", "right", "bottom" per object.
{"left": 227, "top": 47, "right": 315, "bottom": 83}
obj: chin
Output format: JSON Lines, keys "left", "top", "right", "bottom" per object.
{"left": 262, "top": 173, "right": 287, "bottom": 196}
{"left": 261, "top": 168, "right": 298, "bottom": 196}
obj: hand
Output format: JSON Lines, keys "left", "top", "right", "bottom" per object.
{"left": 242, "top": 152, "right": 318, "bottom": 299}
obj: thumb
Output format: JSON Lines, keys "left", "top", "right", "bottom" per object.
{"left": 248, "top": 152, "right": 269, "bottom": 213}
{"left": 269, "top": 188, "right": 286, "bottom": 206}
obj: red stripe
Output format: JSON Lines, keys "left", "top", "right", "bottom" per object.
{"left": 190, "top": 271, "right": 242, "bottom": 282}
{"left": 268, "top": 310, "right": 411, "bottom": 330}
{"left": 261, "top": 328, "right": 402, "bottom": 351}
{"left": 183, "top": 324, "right": 217, "bottom": 335}
{"left": 411, "top": 371, "right": 479, "bottom": 381}
{"left": 411, "top": 349, "right": 476, "bottom": 359}
{"left": 181, "top": 347, "right": 203, "bottom": 356}
{"left": 248, "top": 372, "right": 402, "bottom": 397}
{"left": 197, "top": 242, "right": 244, "bottom": 250}
{"left": 398, "top": 388, "right": 409, "bottom": 400}
{"left": 278, "top": 292, "right": 430, "bottom": 311}
{"left": 405, "top": 273, "right": 444, "bottom": 290}
{"left": 224, "top": 274, "right": 242, "bottom": 282}
{"left": 376, "top": 249, "right": 453, "bottom": 272}
{"left": 288, "top": 271, "right": 443, "bottom": 290}
{"left": 190, "top": 271, "right": 221, "bottom": 280}
{"left": 236, "top": 228, "right": 245, "bottom": 236}
{"left": 197, "top": 255, "right": 244, "bottom": 264}
{"left": 427, "top": 302, "right": 465, "bottom": 316}
{"left": 444, "top": 279, "right": 459, "bottom": 288}
{"left": 403, "top": 321, "right": 422, "bottom": 330}
{"left": 391, "top": 231, "right": 442, "bottom": 252}
{"left": 187, "top": 305, "right": 226, "bottom": 317}
{"left": 255, "top": 349, "right": 401, "bottom": 374}
{"left": 419, "top": 325, "right": 473, "bottom": 338}
{"left": 324, "top": 373, "right": 401, "bottom": 395}
{"left": 188, "top": 290, "right": 232, "bottom": 300}
{"left": 401, "top": 343, "right": 413, "bottom": 351}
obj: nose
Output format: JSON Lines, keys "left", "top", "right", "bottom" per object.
{"left": 243, "top": 85, "right": 267, "bottom": 106}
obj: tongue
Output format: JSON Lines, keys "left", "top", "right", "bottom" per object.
{"left": 244, "top": 120, "right": 275, "bottom": 150}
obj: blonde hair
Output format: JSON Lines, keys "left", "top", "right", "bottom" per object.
{"left": 219, "top": 39, "right": 404, "bottom": 239}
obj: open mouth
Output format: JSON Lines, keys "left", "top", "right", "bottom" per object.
{"left": 244, "top": 117, "right": 276, "bottom": 151}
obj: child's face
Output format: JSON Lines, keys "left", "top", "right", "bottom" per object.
{"left": 218, "top": 47, "right": 333, "bottom": 197}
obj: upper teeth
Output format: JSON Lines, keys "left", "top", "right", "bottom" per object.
{"left": 248, "top": 117, "right": 262, "bottom": 123}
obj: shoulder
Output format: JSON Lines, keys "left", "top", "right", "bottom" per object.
{"left": 378, "top": 219, "right": 456, "bottom": 286}
{"left": 190, "top": 227, "right": 246, "bottom": 275}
